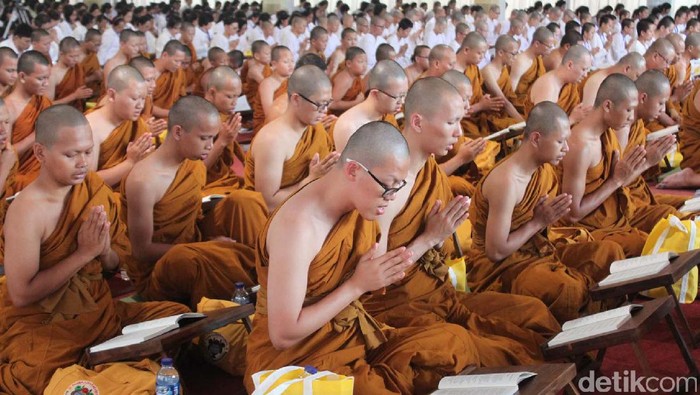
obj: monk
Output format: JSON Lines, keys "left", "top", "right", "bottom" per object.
{"left": 469, "top": 101, "right": 624, "bottom": 322}
{"left": 129, "top": 56, "right": 166, "bottom": 135}
{"left": 332, "top": 60, "right": 407, "bottom": 151}
{"left": 121, "top": 96, "right": 264, "bottom": 308}
{"left": 244, "top": 122, "right": 478, "bottom": 394}
{"left": 80, "top": 29, "right": 103, "bottom": 98}
{"left": 306, "top": 26, "right": 329, "bottom": 62}
{"left": 560, "top": 74, "right": 662, "bottom": 257}
{"left": 642, "top": 38, "right": 685, "bottom": 130}
{"left": 543, "top": 30, "right": 583, "bottom": 72}
{"left": 481, "top": 35, "right": 525, "bottom": 122}
{"left": 253, "top": 45, "right": 294, "bottom": 132}
{"left": 416, "top": 44, "right": 456, "bottom": 79}
{"left": 0, "top": 48, "right": 17, "bottom": 97}
{"left": 329, "top": 46, "right": 366, "bottom": 115}
{"left": 361, "top": 80, "right": 562, "bottom": 355}
{"left": 241, "top": 40, "right": 271, "bottom": 117}
{"left": 0, "top": 105, "right": 188, "bottom": 394}
{"left": 48, "top": 37, "right": 93, "bottom": 110}
{"left": 510, "top": 26, "right": 555, "bottom": 114}
{"left": 527, "top": 44, "right": 591, "bottom": 122}
{"left": 327, "top": 27, "right": 358, "bottom": 76}
{"left": 202, "top": 66, "right": 245, "bottom": 191}
{"left": 192, "top": 47, "right": 229, "bottom": 97}
{"left": 0, "top": 98, "right": 18, "bottom": 251}
{"left": 580, "top": 52, "right": 647, "bottom": 107}
{"left": 85, "top": 65, "right": 153, "bottom": 187}
{"left": 245, "top": 65, "right": 339, "bottom": 210}
{"left": 152, "top": 40, "right": 187, "bottom": 118}
{"left": 404, "top": 45, "right": 430, "bottom": 86}
{"left": 5, "top": 51, "right": 53, "bottom": 190}
{"left": 103, "top": 29, "right": 141, "bottom": 94}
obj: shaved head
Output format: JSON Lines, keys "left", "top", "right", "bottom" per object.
{"left": 368, "top": 60, "right": 407, "bottom": 91}
{"left": 36, "top": 105, "right": 90, "bottom": 147}
{"left": 561, "top": 44, "right": 591, "bottom": 64}
{"left": 288, "top": 64, "right": 331, "bottom": 98}
{"left": 107, "top": 65, "right": 145, "bottom": 91}
{"left": 405, "top": 77, "right": 461, "bottom": 120}
{"left": 207, "top": 66, "right": 240, "bottom": 91}
{"left": 532, "top": 26, "right": 553, "bottom": 43}
{"left": 460, "top": 31, "right": 487, "bottom": 51}
{"left": 495, "top": 34, "right": 517, "bottom": 52}
{"left": 594, "top": 73, "right": 638, "bottom": 108}
{"left": 648, "top": 38, "right": 675, "bottom": 59}
{"left": 619, "top": 52, "right": 645, "bottom": 70}
{"left": 441, "top": 69, "right": 471, "bottom": 91}
{"left": 0, "top": 47, "right": 18, "bottom": 64}
{"left": 129, "top": 55, "right": 155, "bottom": 72}
{"left": 168, "top": 96, "right": 219, "bottom": 133}
{"left": 635, "top": 69, "right": 671, "bottom": 98}
{"left": 686, "top": 32, "right": 700, "bottom": 49}
{"left": 59, "top": 36, "right": 80, "bottom": 53}
{"left": 340, "top": 121, "right": 409, "bottom": 169}
{"left": 524, "top": 101, "right": 568, "bottom": 138}
{"left": 17, "top": 50, "right": 50, "bottom": 74}
{"left": 428, "top": 44, "right": 454, "bottom": 62}
{"left": 667, "top": 33, "right": 685, "bottom": 53}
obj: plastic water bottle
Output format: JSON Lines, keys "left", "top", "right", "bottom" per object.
{"left": 232, "top": 282, "right": 250, "bottom": 305}
{"left": 155, "top": 358, "right": 180, "bottom": 395}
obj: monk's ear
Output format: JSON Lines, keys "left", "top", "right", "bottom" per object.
{"left": 409, "top": 113, "right": 423, "bottom": 132}
{"left": 106, "top": 88, "right": 117, "bottom": 102}
{"left": 33, "top": 142, "right": 46, "bottom": 163}
{"left": 343, "top": 160, "right": 360, "bottom": 180}
{"left": 170, "top": 125, "right": 184, "bottom": 140}
{"left": 639, "top": 92, "right": 648, "bottom": 105}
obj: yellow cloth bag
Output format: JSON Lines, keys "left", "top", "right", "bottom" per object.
{"left": 193, "top": 297, "right": 253, "bottom": 376}
{"left": 251, "top": 366, "right": 354, "bottom": 395}
{"left": 446, "top": 256, "right": 469, "bottom": 292}
{"left": 641, "top": 214, "right": 699, "bottom": 303}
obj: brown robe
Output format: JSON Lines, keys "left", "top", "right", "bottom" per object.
{"left": 12, "top": 95, "right": 53, "bottom": 190}
{"left": 55, "top": 64, "right": 87, "bottom": 111}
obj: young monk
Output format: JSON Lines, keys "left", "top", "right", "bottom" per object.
{"left": 85, "top": 65, "right": 153, "bottom": 187}
{"left": 543, "top": 30, "right": 583, "bottom": 72}
{"left": 6, "top": 51, "right": 53, "bottom": 190}
{"left": 252, "top": 45, "right": 294, "bottom": 132}
{"left": 482, "top": 35, "right": 525, "bottom": 122}
{"left": 80, "top": 29, "right": 103, "bottom": 97}
{"left": 527, "top": 44, "right": 591, "bottom": 122}
{"left": 0, "top": 48, "right": 18, "bottom": 97}
{"left": 48, "top": 37, "right": 93, "bottom": 110}
{"left": 417, "top": 44, "right": 456, "bottom": 79}
{"left": 404, "top": 45, "right": 430, "bottom": 86}
{"left": 580, "top": 52, "right": 647, "bottom": 107}
{"left": 0, "top": 105, "right": 188, "bottom": 394}
{"left": 327, "top": 27, "right": 358, "bottom": 76}
{"left": 510, "top": 26, "right": 555, "bottom": 114}
{"left": 244, "top": 65, "right": 339, "bottom": 210}
{"left": 469, "top": 101, "right": 624, "bottom": 322}
{"left": 102, "top": 29, "right": 141, "bottom": 93}
{"left": 244, "top": 122, "right": 477, "bottom": 394}
{"left": 560, "top": 74, "right": 670, "bottom": 257}
{"left": 361, "top": 80, "right": 562, "bottom": 354}
{"left": 121, "top": 96, "right": 265, "bottom": 308}
{"left": 129, "top": 56, "right": 166, "bottom": 135}
{"left": 328, "top": 46, "right": 367, "bottom": 116}
{"left": 332, "top": 60, "right": 407, "bottom": 151}
{"left": 306, "top": 26, "right": 329, "bottom": 62}
{"left": 241, "top": 40, "right": 271, "bottom": 116}
{"left": 152, "top": 40, "right": 187, "bottom": 118}
{"left": 192, "top": 47, "right": 229, "bottom": 98}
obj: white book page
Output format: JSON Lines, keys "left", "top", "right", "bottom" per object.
{"left": 646, "top": 125, "right": 679, "bottom": 141}
{"left": 438, "top": 372, "right": 536, "bottom": 389}
{"left": 89, "top": 326, "right": 171, "bottom": 353}
{"left": 122, "top": 313, "right": 204, "bottom": 335}
{"left": 549, "top": 315, "right": 630, "bottom": 347}
{"left": 599, "top": 261, "right": 669, "bottom": 286}
{"left": 432, "top": 387, "right": 517, "bottom": 395}
{"left": 202, "top": 194, "right": 226, "bottom": 204}
{"left": 609, "top": 252, "right": 674, "bottom": 273}
{"left": 562, "top": 305, "right": 637, "bottom": 331}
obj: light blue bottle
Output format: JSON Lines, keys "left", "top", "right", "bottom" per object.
{"left": 155, "top": 357, "right": 180, "bottom": 395}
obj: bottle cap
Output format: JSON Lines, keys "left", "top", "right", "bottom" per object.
{"left": 304, "top": 365, "right": 318, "bottom": 374}
{"left": 161, "top": 357, "right": 173, "bottom": 366}
{"left": 235, "top": 282, "right": 245, "bottom": 288}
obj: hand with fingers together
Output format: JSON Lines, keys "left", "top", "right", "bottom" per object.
{"left": 349, "top": 244, "right": 414, "bottom": 293}
{"left": 423, "top": 196, "right": 471, "bottom": 247}
{"left": 126, "top": 133, "right": 155, "bottom": 164}
{"left": 644, "top": 135, "right": 676, "bottom": 167}
{"left": 218, "top": 113, "right": 242, "bottom": 146}
{"left": 308, "top": 151, "right": 341, "bottom": 180}
{"left": 611, "top": 146, "right": 647, "bottom": 187}
{"left": 146, "top": 117, "right": 167, "bottom": 135}
{"left": 458, "top": 138, "right": 487, "bottom": 164}
{"left": 532, "top": 193, "right": 572, "bottom": 230}
{"left": 78, "top": 205, "right": 112, "bottom": 262}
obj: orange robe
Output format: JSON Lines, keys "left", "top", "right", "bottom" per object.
{"left": 153, "top": 68, "right": 187, "bottom": 112}
{"left": 680, "top": 80, "right": 700, "bottom": 172}
{"left": 12, "top": 95, "right": 53, "bottom": 190}
{"left": 80, "top": 51, "right": 101, "bottom": 99}
{"left": 524, "top": 82, "right": 580, "bottom": 119}
{"left": 434, "top": 135, "right": 481, "bottom": 197}
{"left": 646, "top": 66, "right": 681, "bottom": 132}
{"left": 98, "top": 117, "right": 150, "bottom": 172}
{"left": 203, "top": 112, "right": 246, "bottom": 191}
{"left": 513, "top": 55, "right": 545, "bottom": 114}
{"left": 54, "top": 64, "right": 86, "bottom": 111}
{"left": 252, "top": 77, "right": 288, "bottom": 133}
{"left": 558, "top": 129, "right": 647, "bottom": 257}
{"left": 462, "top": 64, "right": 519, "bottom": 139}
{"left": 120, "top": 160, "right": 265, "bottom": 307}
{"left": 362, "top": 157, "right": 560, "bottom": 360}
{"left": 244, "top": 123, "right": 332, "bottom": 191}
{"left": 242, "top": 62, "right": 272, "bottom": 118}
{"left": 0, "top": 159, "right": 18, "bottom": 262}
{"left": 469, "top": 163, "right": 623, "bottom": 322}
{"left": 245, "top": 210, "right": 478, "bottom": 394}
{"left": 0, "top": 173, "right": 188, "bottom": 394}
{"left": 330, "top": 72, "right": 363, "bottom": 116}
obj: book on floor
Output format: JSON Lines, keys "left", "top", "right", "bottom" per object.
{"left": 547, "top": 304, "right": 643, "bottom": 347}
{"left": 89, "top": 313, "right": 206, "bottom": 353}
{"left": 431, "top": 371, "right": 537, "bottom": 395}
{"left": 597, "top": 252, "right": 677, "bottom": 287}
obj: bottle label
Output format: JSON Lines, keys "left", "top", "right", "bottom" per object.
{"left": 156, "top": 383, "right": 179, "bottom": 395}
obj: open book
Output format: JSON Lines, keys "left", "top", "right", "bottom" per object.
{"left": 547, "top": 304, "right": 643, "bottom": 347}
{"left": 597, "top": 252, "right": 677, "bottom": 287}
{"left": 432, "top": 371, "right": 537, "bottom": 395}
{"left": 484, "top": 122, "right": 526, "bottom": 141}
{"left": 89, "top": 313, "right": 206, "bottom": 353}
{"left": 646, "top": 125, "right": 679, "bottom": 141}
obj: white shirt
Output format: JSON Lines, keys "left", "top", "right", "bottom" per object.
{"left": 210, "top": 33, "right": 233, "bottom": 51}
{"left": 58, "top": 20, "right": 73, "bottom": 38}
{"left": 280, "top": 29, "right": 305, "bottom": 61}
{"left": 98, "top": 27, "right": 119, "bottom": 65}
{"left": 0, "top": 38, "right": 21, "bottom": 55}
{"left": 156, "top": 29, "right": 178, "bottom": 58}
{"left": 359, "top": 33, "right": 386, "bottom": 68}
{"left": 629, "top": 39, "right": 649, "bottom": 55}
{"left": 610, "top": 31, "right": 626, "bottom": 61}
{"left": 423, "top": 31, "right": 448, "bottom": 48}
{"left": 486, "top": 17, "right": 499, "bottom": 46}
{"left": 72, "top": 24, "right": 87, "bottom": 42}
{"left": 387, "top": 34, "right": 413, "bottom": 67}
{"left": 324, "top": 32, "right": 341, "bottom": 59}
{"left": 193, "top": 27, "right": 211, "bottom": 59}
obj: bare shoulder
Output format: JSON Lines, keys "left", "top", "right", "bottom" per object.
{"left": 482, "top": 162, "right": 514, "bottom": 199}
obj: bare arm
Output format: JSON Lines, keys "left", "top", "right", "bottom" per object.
{"left": 438, "top": 137, "right": 486, "bottom": 175}
{"left": 329, "top": 74, "right": 363, "bottom": 111}
{"left": 152, "top": 106, "right": 169, "bottom": 118}
{"left": 13, "top": 132, "right": 35, "bottom": 156}
{"left": 0, "top": 142, "right": 17, "bottom": 193}
{"left": 125, "top": 174, "right": 173, "bottom": 262}
{"left": 259, "top": 79, "right": 276, "bottom": 119}
{"left": 482, "top": 67, "right": 523, "bottom": 121}
{"left": 508, "top": 56, "right": 528, "bottom": 93}
{"left": 203, "top": 114, "right": 241, "bottom": 170}
{"left": 96, "top": 134, "right": 154, "bottom": 187}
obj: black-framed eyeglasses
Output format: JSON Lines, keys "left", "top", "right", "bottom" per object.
{"left": 655, "top": 51, "right": 673, "bottom": 66}
{"left": 375, "top": 89, "right": 407, "bottom": 102}
{"left": 347, "top": 158, "right": 408, "bottom": 198}
{"left": 296, "top": 92, "right": 332, "bottom": 111}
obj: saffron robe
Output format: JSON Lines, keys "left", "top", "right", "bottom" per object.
{"left": 12, "top": 95, "right": 53, "bottom": 190}
{"left": 203, "top": 112, "right": 247, "bottom": 191}
{"left": 252, "top": 78, "right": 288, "bottom": 133}
{"left": 120, "top": 160, "right": 263, "bottom": 308}
{"left": 153, "top": 68, "right": 187, "bottom": 112}
{"left": 524, "top": 82, "right": 580, "bottom": 119}
{"left": 330, "top": 72, "right": 363, "bottom": 116}
{"left": 362, "top": 157, "right": 561, "bottom": 360}
{"left": 469, "top": 163, "right": 623, "bottom": 322}
{"left": 242, "top": 62, "right": 273, "bottom": 114}
{"left": 55, "top": 64, "right": 87, "bottom": 111}
{"left": 80, "top": 51, "right": 101, "bottom": 99}
{"left": 462, "top": 65, "right": 520, "bottom": 139}
{"left": 513, "top": 55, "right": 545, "bottom": 114}
{"left": 680, "top": 80, "right": 700, "bottom": 172}
{"left": 646, "top": 66, "right": 681, "bottom": 133}
{"left": 0, "top": 173, "right": 188, "bottom": 394}
{"left": 98, "top": 117, "right": 150, "bottom": 173}
{"left": 245, "top": 210, "right": 479, "bottom": 394}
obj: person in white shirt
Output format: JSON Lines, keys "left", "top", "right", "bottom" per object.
{"left": 236, "top": 20, "right": 251, "bottom": 52}
{"left": 0, "top": 23, "right": 32, "bottom": 56}
{"left": 424, "top": 16, "right": 449, "bottom": 48}
{"left": 355, "top": 16, "right": 370, "bottom": 39}
{"left": 485, "top": 5, "right": 501, "bottom": 47}
{"left": 193, "top": 13, "right": 214, "bottom": 60}
{"left": 59, "top": 5, "right": 77, "bottom": 38}
{"left": 156, "top": 16, "right": 182, "bottom": 58}
{"left": 359, "top": 15, "right": 387, "bottom": 68}
{"left": 450, "top": 22, "right": 469, "bottom": 52}
{"left": 629, "top": 19, "right": 654, "bottom": 55}
{"left": 210, "top": 16, "right": 239, "bottom": 52}
{"left": 98, "top": 19, "right": 124, "bottom": 65}
{"left": 260, "top": 20, "right": 277, "bottom": 46}
{"left": 446, "top": 11, "right": 464, "bottom": 44}
{"left": 324, "top": 13, "right": 342, "bottom": 59}
{"left": 507, "top": 18, "right": 527, "bottom": 52}
{"left": 387, "top": 18, "right": 414, "bottom": 67}
{"left": 474, "top": 20, "right": 491, "bottom": 68}
{"left": 134, "top": 15, "right": 157, "bottom": 56}
{"left": 72, "top": 14, "right": 92, "bottom": 43}
{"left": 280, "top": 14, "right": 308, "bottom": 62}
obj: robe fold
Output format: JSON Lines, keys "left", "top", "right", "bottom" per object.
{"left": 0, "top": 173, "right": 188, "bottom": 394}
{"left": 245, "top": 210, "right": 478, "bottom": 395}
{"left": 12, "top": 95, "right": 53, "bottom": 190}
{"left": 80, "top": 51, "right": 101, "bottom": 99}
{"left": 680, "top": 81, "right": 700, "bottom": 172}
{"left": 524, "top": 82, "right": 580, "bottom": 119}
{"left": 252, "top": 78, "right": 288, "bottom": 133}
{"left": 469, "top": 163, "right": 623, "bottom": 322}
{"left": 646, "top": 67, "right": 681, "bottom": 133}
{"left": 462, "top": 65, "right": 520, "bottom": 140}
{"left": 242, "top": 63, "right": 272, "bottom": 116}
{"left": 98, "top": 117, "right": 150, "bottom": 172}
{"left": 330, "top": 72, "right": 363, "bottom": 116}
{"left": 361, "top": 157, "right": 560, "bottom": 363}
{"left": 120, "top": 160, "right": 259, "bottom": 308}
{"left": 153, "top": 68, "right": 187, "bottom": 112}
{"left": 513, "top": 55, "right": 545, "bottom": 114}
{"left": 55, "top": 65, "right": 86, "bottom": 111}
{"left": 435, "top": 135, "right": 493, "bottom": 197}
{"left": 558, "top": 129, "right": 647, "bottom": 257}
{"left": 244, "top": 123, "right": 333, "bottom": 191}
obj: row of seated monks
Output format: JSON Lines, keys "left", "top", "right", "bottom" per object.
{"left": 0, "top": 22, "right": 697, "bottom": 394}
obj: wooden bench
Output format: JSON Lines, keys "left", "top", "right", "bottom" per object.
{"left": 459, "top": 363, "right": 578, "bottom": 395}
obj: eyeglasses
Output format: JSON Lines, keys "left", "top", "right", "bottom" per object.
{"left": 503, "top": 50, "right": 518, "bottom": 56}
{"left": 655, "top": 51, "right": 673, "bottom": 67}
{"left": 375, "top": 89, "right": 407, "bottom": 102}
{"left": 347, "top": 159, "right": 408, "bottom": 198}
{"left": 536, "top": 40, "right": 554, "bottom": 49}
{"left": 296, "top": 92, "right": 332, "bottom": 111}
